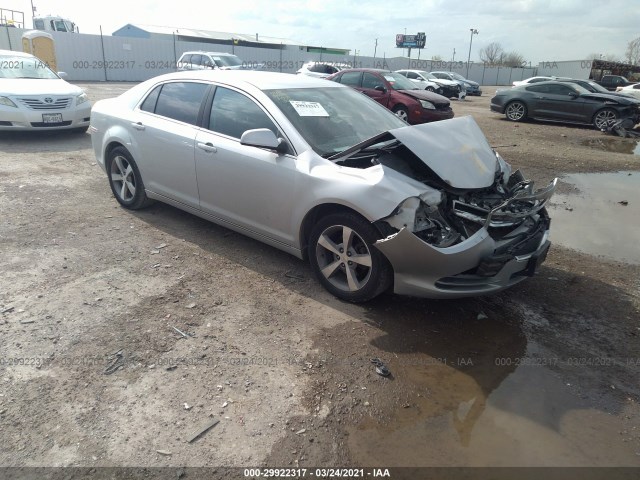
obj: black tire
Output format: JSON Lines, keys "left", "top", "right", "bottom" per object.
{"left": 308, "top": 213, "right": 393, "bottom": 303}
{"left": 505, "top": 101, "right": 527, "bottom": 122}
{"left": 592, "top": 108, "right": 618, "bottom": 130}
{"left": 106, "top": 146, "right": 153, "bottom": 210}
{"left": 426, "top": 86, "right": 435, "bottom": 92}
{"left": 392, "top": 105, "right": 409, "bottom": 123}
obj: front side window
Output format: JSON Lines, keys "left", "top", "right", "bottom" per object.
{"left": 153, "top": 82, "right": 208, "bottom": 125}
{"left": 34, "top": 19, "right": 44, "bottom": 29}
{"left": 362, "top": 73, "right": 383, "bottom": 90}
{"left": 209, "top": 87, "right": 277, "bottom": 139}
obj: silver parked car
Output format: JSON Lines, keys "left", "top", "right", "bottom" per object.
{"left": 90, "top": 71, "right": 556, "bottom": 302}
{"left": 0, "top": 49, "right": 91, "bottom": 132}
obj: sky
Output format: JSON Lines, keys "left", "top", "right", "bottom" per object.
{"left": 2, "top": 0, "right": 638, "bottom": 62}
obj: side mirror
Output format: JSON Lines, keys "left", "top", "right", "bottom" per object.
{"left": 568, "top": 91, "right": 578, "bottom": 98}
{"left": 240, "top": 128, "right": 289, "bottom": 155}
{"left": 58, "top": 72, "right": 68, "bottom": 79}
{"left": 374, "top": 85, "right": 387, "bottom": 93}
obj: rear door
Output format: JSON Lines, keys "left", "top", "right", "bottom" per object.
{"left": 132, "top": 81, "right": 208, "bottom": 207}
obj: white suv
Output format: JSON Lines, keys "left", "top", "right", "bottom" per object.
{"left": 177, "top": 51, "right": 260, "bottom": 71}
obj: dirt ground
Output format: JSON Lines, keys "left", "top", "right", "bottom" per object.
{"left": 1, "top": 83, "right": 639, "bottom": 476}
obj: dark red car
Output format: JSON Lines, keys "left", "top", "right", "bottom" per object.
{"left": 326, "top": 68, "right": 454, "bottom": 124}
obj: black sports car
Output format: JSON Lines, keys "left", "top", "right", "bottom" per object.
{"left": 490, "top": 80, "right": 640, "bottom": 129}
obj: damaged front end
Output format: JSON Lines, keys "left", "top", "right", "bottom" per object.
{"left": 332, "top": 116, "right": 557, "bottom": 298}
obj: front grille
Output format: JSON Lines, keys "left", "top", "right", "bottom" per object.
{"left": 0, "top": 121, "right": 12, "bottom": 126}
{"left": 30, "top": 121, "right": 72, "bottom": 127}
{"left": 17, "top": 98, "right": 72, "bottom": 110}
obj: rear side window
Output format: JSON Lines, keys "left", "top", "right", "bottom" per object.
{"left": 208, "top": 87, "right": 278, "bottom": 139}
{"left": 140, "top": 85, "right": 161, "bottom": 112}
{"left": 338, "top": 71, "right": 362, "bottom": 86}
{"left": 153, "top": 82, "right": 208, "bottom": 125}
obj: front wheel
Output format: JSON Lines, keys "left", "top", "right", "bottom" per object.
{"left": 308, "top": 213, "right": 393, "bottom": 302}
{"left": 426, "top": 86, "right": 435, "bottom": 92}
{"left": 107, "top": 146, "right": 153, "bottom": 210}
{"left": 592, "top": 108, "right": 618, "bottom": 130}
{"left": 505, "top": 101, "right": 527, "bottom": 122}
{"left": 392, "top": 105, "right": 409, "bottom": 123}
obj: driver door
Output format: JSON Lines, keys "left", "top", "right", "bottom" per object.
{"left": 194, "top": 86, "right": 297, "bottom": 245}
{"left": 359, "top": 72, "right": 391, "bottom": 107}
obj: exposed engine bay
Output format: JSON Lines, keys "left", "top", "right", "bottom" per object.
{"left": 335, "top": 139, "right": 556, "bottom": 254}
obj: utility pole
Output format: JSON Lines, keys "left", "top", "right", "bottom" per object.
{"left": 373, "top": 38, "right": 378, "bottom": 58}
{"left": 466, "top": 28, "right": 478, "bottom": 78}
{"left": 452, "top": 47, "right": 456, "bottom": 62}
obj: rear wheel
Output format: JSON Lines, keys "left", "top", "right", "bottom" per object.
{"left": 392, "top": 105, "right": 409, "bottom": 123}
{"left": 505, "top": 101, "right": 527, "bottom": 122}
{"left": 592, "top": 108, "right": 618, "bottom": 130}
{"left": 107, "top": 146, "right": 153, "bottom": 210}
{"left": 308, "top": 213, "right": 393, "bottom": 302}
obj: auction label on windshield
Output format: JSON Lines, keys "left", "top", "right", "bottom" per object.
{"left": 289, "top": 101, "right": 329, "bottom": 117}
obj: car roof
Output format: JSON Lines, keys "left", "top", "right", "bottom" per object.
{"left": 147, "top": 70, "right": 343, "bottom": 90}
{"left": 0, "top": 49, "right": 35, "bottom": 58}
{"left": 336, "top": 68, "right": 392, "bottom": 73}
{"left": 180, "top": 51, "right": 237, "bottom": 56}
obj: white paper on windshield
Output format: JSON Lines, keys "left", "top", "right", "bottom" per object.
{"left": 289, "top": 101, "right": 329, "bottom": 117}
{"left": 383, "top": 75, "right": 395, "bottom": 82}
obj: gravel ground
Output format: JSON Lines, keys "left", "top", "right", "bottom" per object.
{"left": 0, "top": 83, "right": 639, "bottom": 474}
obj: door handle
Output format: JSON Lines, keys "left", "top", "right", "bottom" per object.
{"left": 131, "top": 122, "right": 145, "bottom": 131}
{"left": 197, "top": 142, "right": 217, "bottom": 153}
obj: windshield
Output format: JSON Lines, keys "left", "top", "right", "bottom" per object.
{"left": 450, "top": 72, "right": 466, "bottom": 81}
{"left": 382, "top": 72, "right": 419, "bottom": 91}
{"left": 585, "top": 81, "right": 609, "bottom": 93}
{"left": 418, "top": 71, "right": 437, "bottom": 81}
{"left": 265, "top": 87, "right": 407, "bottom": 157}
{"left": 0, "top": 56, "right": 59, "bottom": 79}
{"left": 213, "top": 55, "right": 243, "bottom": 67}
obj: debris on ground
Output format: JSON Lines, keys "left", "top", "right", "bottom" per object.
{"left": 477, "top": 312, "right": 488, "bottom": 320}
{"left": 603, "top": 118, "right": 640, "bottom": 138}
{"left": 186, "top": 418, "right": 220, "bottom": 443}
{"left": 156, "top": 450, "right": 172, "bottom": 456}
{"left": 618, "top": 201, "right": 629, "bottom": 206}
{"left": 172, "top": 326, "right": 190, "bottom": 338}
{"left": 104, "top": 350, "right": 124, "bottom": 375}
{"left": 370, "top": 358, "right": 390, "bottom": 377}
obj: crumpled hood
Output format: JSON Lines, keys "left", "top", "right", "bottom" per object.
{"left": 0, "top": 78, "right": 83, "bottom": 96}
{"left": 464, "top": 80, "right": 480, "bottom": 88}
{"left": 389, "top": 116, "right": 498, "bottom": 189}
{"left": 398, "top": 89, "right": 450, "bottom": 105}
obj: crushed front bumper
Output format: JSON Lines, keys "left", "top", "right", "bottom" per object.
{"left": 375, "top": 224, "right": 550, "bottom": 299}
{"left": 374, "top": 179, "right": 557, "bottom": 299}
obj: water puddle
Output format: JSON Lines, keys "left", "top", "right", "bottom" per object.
{"left": 347, "top": 349, "right": 638, "bottom": 466}
{"left": 580, "top": 137, "right": 640, "bottom": 156}
{"left": 548, "top": 171, "right": 640, "bottom": 264}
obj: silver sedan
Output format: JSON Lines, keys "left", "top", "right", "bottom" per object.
{"left": 90, "top": 71, "right": 556, "bottom": 302}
